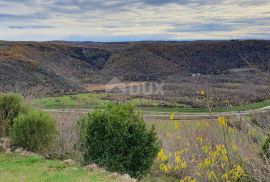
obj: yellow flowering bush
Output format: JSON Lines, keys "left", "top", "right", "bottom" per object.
{"left": 157, "top": 116, "right": 247, "bottom": 181}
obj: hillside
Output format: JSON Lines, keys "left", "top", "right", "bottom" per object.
{"left": 0, "top": 40, "right": 270, "bottom": 105}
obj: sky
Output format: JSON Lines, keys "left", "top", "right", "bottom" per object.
{"left": 0, "top": 0, "right": 270, "bottom": 41}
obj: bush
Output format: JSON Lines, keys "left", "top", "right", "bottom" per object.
{"left": 11, "top": 110, "right": 57, "bottom": 152}
{"left": 77, "top": 103, "right": 160, "bottom": 179}
{"left": 0, "top": 93, "right": 27, "bottom": 137}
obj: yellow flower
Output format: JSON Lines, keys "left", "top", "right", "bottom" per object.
{"left": 199, "top": 158, "right": 214, "bottom": 169}
{"left": 180, "top": 161, "right": 187, "bottom": 170}
{"left": 157, "top": 149, "right": 168, "bottom": 161}
{"left": 209, "top": 151, "right": 217, "bottom": 159}
{"left": 229, "top": 165, "right": 245, "bottom": 180}
{"left": 216, "top": 144, "right": 225, "bottom": 152}
{"left": 175, "top": 165, "right": 180, "bottom": 171}
{"left": 170, "top": 112, "right": 175, "bottom": 120}
{"left": 160, "top": 163, "right": 171, "bottom": 173}
{"left": 218, "top": 116, "right": 227, "bottom": 127}
{"left": 222, "top": 155, "right": 229, "bottom": 162}
{"left": 175, "top": 155, "right": 182, "bottom": 164}
{"left": 222, "top": 172, "right": 229, "bottom": 181}
{"left": 201, "top": 145, "right": 210, "bottom": 154}
{"left": 174, "top": 121, "right": 180, "bottom": 129}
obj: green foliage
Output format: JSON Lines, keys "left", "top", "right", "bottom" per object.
{"left": 262, "top": 135, "right": 270, "bottom": 158}
{"left": 77, "top": 103, "right": 160, "bottom": 179}
{"left": 0, "top": 93, "right": 27, "bottom": 137}
{"left": 11, "top": 110, "right": 57, "bottom": 152}
{"left": 32, "top": 93, "right": 107, "bottom": 109}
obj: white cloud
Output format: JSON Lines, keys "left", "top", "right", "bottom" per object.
{"left": 0, "top": 0, "right": 269, "bottom": 41}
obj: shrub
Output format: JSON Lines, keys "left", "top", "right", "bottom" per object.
{"left": 11, "top": 110, "right": 57, "bottom": 152}
{"left": 0, "top": 93, "right": 27, "bottom": 137}
{"left": 157, "top": 116, "right": 248, "bottom": 182}
{"left": 77, "top": 103, "right": 160, "bottom": 179}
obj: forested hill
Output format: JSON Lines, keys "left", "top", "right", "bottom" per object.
{"left": 0, "top": 40, "right": 269, "bottom": 96}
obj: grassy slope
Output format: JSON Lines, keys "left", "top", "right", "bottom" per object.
{"left": 0, "top": 153, "right": 177, "bottom": 182}
{"left": 32, "top": 93, "right": 270, "bottom": 113}
{"left": 0, "top": 153, "right": 117, "bottom": 182}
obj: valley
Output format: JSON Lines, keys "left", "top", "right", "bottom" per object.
{"left": 1, "top": 40, "right": 270, "bottom": 108}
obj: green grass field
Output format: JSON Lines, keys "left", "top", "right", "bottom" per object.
{"left": 0, "top": 153, "right": 118, "bottom": 182}
{"left": 0, "top": 153, "right": 177, "bottom": 182}
{"left": 142, "top": 99, "right": 270, "bottom": 113}
{"left": 31, "top": 93, "right": 270, "bottom": 113}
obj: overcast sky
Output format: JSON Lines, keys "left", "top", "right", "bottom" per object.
{"left": 0, "top": 0, "right": 269, "bottom": 41}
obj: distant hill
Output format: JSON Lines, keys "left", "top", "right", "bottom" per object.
{"left": 0, "top": 40, "right": 270, "bottom": 97}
